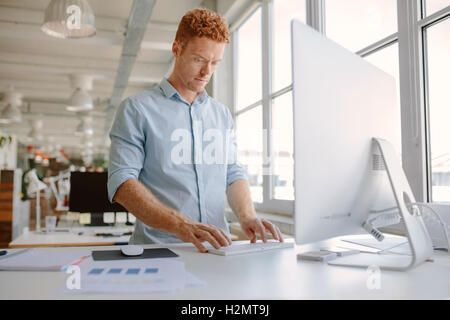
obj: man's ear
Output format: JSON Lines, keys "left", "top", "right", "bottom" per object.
{"left": 172, "top": 41, "right": 181, "bottom": 58}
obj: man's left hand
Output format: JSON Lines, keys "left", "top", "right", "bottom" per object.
{"left": 239, "top": 217, "right": 284, "bottom": 243}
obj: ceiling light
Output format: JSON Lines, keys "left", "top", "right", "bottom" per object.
{"left": 41, "top": 0, "right": 96, "bottom": 39}
{"left": 0, "top": 104, "right": 22, "bottom": 124}
{"left": 28, "top": 119, "right": 44, "bottom": 146}
{"left": 81, "top": 135, "right": 94, "bottom": 148}
{"left": 0, "top": 90, "right": 23, "bottom": 124}
{"left": 67, "top": 88, "right": 93, "bottom": 112}
{"left": 75, "top": 116, "right": 94, "bottom": 136}
{"left": 66, "top": 74, "right": 94, "bottom": 112}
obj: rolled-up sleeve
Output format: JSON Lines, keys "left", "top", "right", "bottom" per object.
{"left": 107, "top": 98, "right": 146, "bottom": 203}
{"left": 225, "top": 109, "right": 248, "bottom": 187}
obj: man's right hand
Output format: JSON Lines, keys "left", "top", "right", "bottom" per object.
{"left": 174, "top": 220, "right": 232, "bottom": 253}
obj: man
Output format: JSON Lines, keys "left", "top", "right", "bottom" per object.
{"left": 108, "top": 8, "right": 283, "bottom": 253}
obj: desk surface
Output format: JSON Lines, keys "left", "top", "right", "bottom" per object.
{"left": 1, "top": 236, "right": 449, "bottom": 299}
{"left": 8, "top": 226, "right": 134, "bottom": 248}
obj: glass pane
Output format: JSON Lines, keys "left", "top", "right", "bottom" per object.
{"left": 364, "top": 43, "right": 402, "bottom": 154}
{"left": 271, "top": 91, "right": 294, "bottom": 200}
{"left": 236, "top": 8, "right": 262, "bottom": 111}
{"left": 236, "top": 106, "right": 263, "bottom": 203}
{"left": 426, "top": 18, "right": 450, "bottom": 201}
{"left": 425, "top": 0, "right": 450, "bottom": 16}
{"left": 273, "top": 0, "right": 307, "bottom": 92}
{"left": 325, "top": 0, "right": 397, "bottom": 53}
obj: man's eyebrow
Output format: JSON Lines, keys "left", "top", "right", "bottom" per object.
{"left": 192, "top": 53, "right": 222, "bottom": 62}
{"left": 192, "top": 53, "right": 207, "bottom": 60}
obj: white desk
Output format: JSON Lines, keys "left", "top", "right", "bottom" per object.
{"left": 0, "top": 236, "right": 449, "bottom": 299}
{"left": 8, "top": 226, "right": 134, "bottom": 248}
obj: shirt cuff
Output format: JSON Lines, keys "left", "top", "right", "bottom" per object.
{"left": 226, "top": 170, "right": 248, "bottom": 187}
{"left": 107, "top": 169, "right": 139, "bottom": 203}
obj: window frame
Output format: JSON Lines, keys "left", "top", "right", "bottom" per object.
{"left": 398, "top": 1, "right": 450, "bottom": 203}
{"left": 419, "top": 4, "right": 450, "bottom": 202}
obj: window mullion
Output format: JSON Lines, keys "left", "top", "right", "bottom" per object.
{"left": 270, "top": 84, "right": 293, "bottom": 100}
{"left": 261, "top": 0, "right": 273, "bottom": 204}
{"left": 356, "top": 33, "right": 398, "bottom": 57}
{"left": 417, "top": 4, "right": 450, "bottom": 28}
{"left": 306, "top": 0, "right": 325, "bottom": 33}
{"left": 231, "top": 31, "right": 238, "bottom": 120}
{"left": 397, "top": 0, "right": 429, "bottom": 202}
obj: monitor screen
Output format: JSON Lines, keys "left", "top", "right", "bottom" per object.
{"left": 68, "top": 172, "right": 126, "bottom": 213}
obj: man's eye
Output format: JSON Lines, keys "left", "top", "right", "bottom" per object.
{"left": 194, "top": 58, "right": 202, "bottom": 62}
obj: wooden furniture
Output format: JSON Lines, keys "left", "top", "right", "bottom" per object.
{"left": 0, "top": 169, "right": 28, "bottom": 248}
{"left": 0, "top": 170, "right": 14, "bottom": 248}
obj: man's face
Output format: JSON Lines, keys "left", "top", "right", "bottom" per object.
{"left": 173, "top": 36, "right": 225, "bottom": 93}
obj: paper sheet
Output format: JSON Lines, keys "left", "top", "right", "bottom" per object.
{"left": 0, "top": 248, "right": 91, "bottom": 271}
{"left": 341, "top": 236, "right": 412, "bottom": 255}
{"left": 60, "top": 257, "right": 206, "bottom": 294}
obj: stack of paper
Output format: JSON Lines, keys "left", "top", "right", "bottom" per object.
{"left": 62, "top": 258, "right": 205, "bottom": 294}
{"left": 61, "top": 257, "right": 206, "bottom": 294}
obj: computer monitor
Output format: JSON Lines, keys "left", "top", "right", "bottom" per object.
{"left": 291, "top": 20, "right": 433, "bottom": 270}
{"left": 69, "top": 172, "right": 127, "bottom": 226}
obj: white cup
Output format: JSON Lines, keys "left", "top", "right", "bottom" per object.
{"left": 45, "top": 215, "right": 57, "bottom": 232}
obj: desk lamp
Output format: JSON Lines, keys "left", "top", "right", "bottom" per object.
{"left": 26, "top": 169, "right": 48, "bottom": 231}
{"left": 44, "top": 171, "right": 71, "bottom": 211}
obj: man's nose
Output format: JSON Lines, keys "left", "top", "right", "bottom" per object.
{"left": 201, "top": 62, "right": 212, "bottom": 76}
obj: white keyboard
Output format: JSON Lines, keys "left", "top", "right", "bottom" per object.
{"left": 207, "top": 240, "right": 294, "bottom": 256}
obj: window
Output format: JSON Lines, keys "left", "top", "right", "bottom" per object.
{"left": 236, "top": 105, "right": 263, "bottom": 203}
{"left": 424, "top": 17, "right": 450, "bottom": 201}
{"left": 424, "top": 0, "right": 450, "bottom": 16}
{"left": 271, "top": 91, "right": 294, "bottom": 200}
{"left": 235, "top": 7, "right": 262, "bottom": 112}
{"left": 230, "top": 0, "right": 450, "bottom": 212}
{"left": 233, "top": 1, "right": 306, "bottom": 214}
{"left": 234, "top": 8, "right": 263, "bottom": 204}
{"left": 325, "top": 0, "right": 397, "bottom": 53}
{"left": 273, "top": 0, "right": 306, "bottom": 91}
{"left": 271, "top": 0, "right": 306, "bottom": 201}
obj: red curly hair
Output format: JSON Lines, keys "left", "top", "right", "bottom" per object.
{"left": 175, "top": 8, "right": 230, "bottom": 50}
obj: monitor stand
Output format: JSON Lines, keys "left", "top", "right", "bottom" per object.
{"left": 328, "top": 138, "right": 434, "bottom": 271}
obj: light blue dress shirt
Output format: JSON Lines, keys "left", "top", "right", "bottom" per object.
{"left": 107, "top": 78, "right": 248, "bottom": 244}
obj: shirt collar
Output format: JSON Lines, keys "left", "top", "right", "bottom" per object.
{"left": 159, "top": 77, "right": 209, "bottom": 106}
{"left": 159, "top": 77, "right": 178, "bottom": 99}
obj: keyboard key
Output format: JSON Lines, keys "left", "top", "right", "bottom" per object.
{"left": 207, "top": 240, "right": 294, "bottom": 256}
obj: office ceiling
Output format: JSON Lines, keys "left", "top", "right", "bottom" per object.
{"left": 0, "top": 0, "right": 210, "bottom": 157}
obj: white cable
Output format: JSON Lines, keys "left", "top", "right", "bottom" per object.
{"left": 411, "top": 202, "right": 450, "bottom": 251}
{"left": 369, "top": 206, "right": 398, "bottom": 214}
{"left": 363, "top": 210, "right": 400, "bottom": 242}
{"left": 363, "top": 202, "right": 450, "bottom": 251}
{"left": 362, "top": 221, "right": 385, "bottom": 241}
